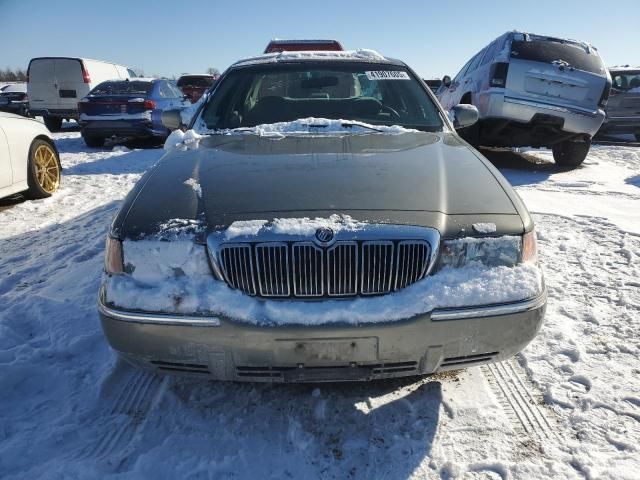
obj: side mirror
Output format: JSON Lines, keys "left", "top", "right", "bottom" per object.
{"left": 442, "top": 75, "right": 452, "bottom": 88}
{"left": 161, "top": 109, "right": 184, "bottom": 130}
{"left": 451, "top": 104, "right": 479, "bottom": 129}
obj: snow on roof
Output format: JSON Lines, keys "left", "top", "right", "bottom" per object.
{"left": 609, "top": 65, "right": 640, "bottom": 72}
{"left": 233, "top": 49, "right": 389, "bottom": 67}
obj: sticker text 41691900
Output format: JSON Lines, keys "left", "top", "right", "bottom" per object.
{"left": 365, "top": 71, "right": 411, "bottom": 80}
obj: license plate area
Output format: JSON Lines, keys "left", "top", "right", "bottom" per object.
{"left": 282, "top": 365, "right": 372, "bottom": 382}
{"left": 273, "top": 337, "right": 378, "bottom": 364}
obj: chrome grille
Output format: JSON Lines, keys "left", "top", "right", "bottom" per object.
{"left": 214, "top": 239, "right": 432, "bottom": 299}
{"left": 219, "top": 244, "right": 256, "bottom": 295}
{"left": 255, "top": 243, "right": 289, "bottom": 296}
{"left": 361, "top": 241, "right": 394, "bottom": 295}
{"left": 395, "top": 241, "right": 430, "bottom": 290}
{"left": 292, "top": 243, "right": 323, "bottom": 297}
{"left": 327, "top": 242, "right": 358, "bottom": 296}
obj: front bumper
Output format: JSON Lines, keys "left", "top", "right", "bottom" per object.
{"left": 98, "top": 291, "right": 547, "bottom": 382}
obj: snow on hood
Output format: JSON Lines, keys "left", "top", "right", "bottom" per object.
{"left": 103, "top": 237, "right": 544, "bottom": 326}
{"left": 224, "top": 214, "right": 366, "bottom": 240}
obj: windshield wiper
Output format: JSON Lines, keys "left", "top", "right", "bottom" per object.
{"left": 339, "top": 121, "right": 384, "bottom": 132}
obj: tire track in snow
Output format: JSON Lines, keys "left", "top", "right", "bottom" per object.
{"left": 75, "top": 369, "right": 163, "bottom": 462}
{"left": 483, "top": 358, "right": 556, "bottom": 442}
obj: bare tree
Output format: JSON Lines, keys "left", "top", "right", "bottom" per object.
{"left": 206, "top": 67, "right": 220, "bottom": 76}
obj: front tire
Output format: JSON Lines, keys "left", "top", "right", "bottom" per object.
{"left": 83, "top": 134, "right": 105, "bottom": 148}
{"left": 552, "top": 139, "right": 591, "bottom": 168}
{"left": 26, "top": 139, "right": 61, "bottom": 199}
{"left": 43, "top": 116, "right": 63, "bottom": 132}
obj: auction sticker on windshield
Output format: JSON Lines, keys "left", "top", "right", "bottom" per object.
{"left": 365, "top": 71, "right": 411, "bottom": 80}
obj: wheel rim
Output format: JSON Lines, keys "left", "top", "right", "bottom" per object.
{"left": 34, "top": 144, "right": 60, "bottom": 193}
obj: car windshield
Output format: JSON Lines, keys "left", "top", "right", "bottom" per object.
{"left": 510, "top": 39, "right": 604, "bottom": 74}
{"left": 197, "top": 63, "right": 443, "bottom": 132}
{"left": 90, "top": 81, "right": 153, "bottom": 95}
{"left": 610, "top": 71, "right": 640, "bottom": 91}
{"left": 177, "top": 76, "right": 214, "bottom": 88}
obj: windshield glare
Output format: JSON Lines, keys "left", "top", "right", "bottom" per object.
{"left": 197, "top": 64, "right": 443, "bottom": 132}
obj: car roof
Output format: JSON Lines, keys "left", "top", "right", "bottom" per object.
{"left": 231, "top": 49, "right": 404, "bottom": 68}
{"left": 609, "top": 65, "right": 640, "bottom": 72}
{"left": 179, "top": 73, "right": 215, "bottom": 78}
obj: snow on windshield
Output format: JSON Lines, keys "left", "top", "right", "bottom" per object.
{"left": 165, "top": 118, "right": 419, "bottom": 150}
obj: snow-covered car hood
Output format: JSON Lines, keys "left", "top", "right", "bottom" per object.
{"left": 112, "top": 131, "right": 529, "bottom": 239}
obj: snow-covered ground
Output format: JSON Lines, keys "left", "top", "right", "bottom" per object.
{"left": 1, "top": 131, "right": 639, "bottom": 479}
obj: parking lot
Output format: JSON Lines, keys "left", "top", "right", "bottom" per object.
{"left": 0, "top": 124, "right": 638, "bottom": 479}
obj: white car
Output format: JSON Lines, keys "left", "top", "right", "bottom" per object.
{"left": 0, "top": 112, "right": 61, "bottom": 200}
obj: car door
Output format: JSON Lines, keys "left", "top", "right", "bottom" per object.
{"left": 0, "top": 123, "right": 12, "bottom": 188}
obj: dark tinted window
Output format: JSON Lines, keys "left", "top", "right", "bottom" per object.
{"left": 466, "top": 50, "right": 485, "bottom": 74}
{"left": 610, "top": 71, "right": 640, "bottom": 91}
{"left": 199, "top": 64, "right": 443, "bottom": 131}
{"left": 177, "top": 76, "right": 214, "bottom": 88}
{"left": 510, "top": 40, "right": 604, "bottom": 74}
{"left": 90, "top": 81, "right": 152, "bottom": 95}
{"left": 481, "top": 40, "right": 499, "bottom": 66}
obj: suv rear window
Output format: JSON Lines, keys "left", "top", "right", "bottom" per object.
{"left": 177, "top": 76, "right": 214, "bottom": 88}
{"left": 510, "top": 40, "right": 604, "bottom": 74}
{"left": 91, "top": 81, "right": 153, "bottom": 95}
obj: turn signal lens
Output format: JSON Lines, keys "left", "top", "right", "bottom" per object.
{"left": 104, "top": 236, "right": 124, "bottom": 274}
{"left": 522, "top": 230, "right": 538, "bottom": 264}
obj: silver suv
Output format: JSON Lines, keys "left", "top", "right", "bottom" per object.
{"left": 599, "top": 66, "right": 640, "bottom": 141}
{"left": 437, "top": 31, "right": 611, "bottom": 168}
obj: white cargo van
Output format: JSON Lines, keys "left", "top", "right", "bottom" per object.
{"left": 27, "top": 57, "right": 136, "bottom": 131}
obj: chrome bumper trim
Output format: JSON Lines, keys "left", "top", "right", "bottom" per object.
{"left": 100, "top": 289, "right": 546, "bottom": 327}
{"left": 430, "top": 290, "right": 547, "bottom": 321}
{"left": 98, "top": 301, "right": 221, "bottom": 327}
{"left": 503, "top": 96, "right": 600, "bottom": 117}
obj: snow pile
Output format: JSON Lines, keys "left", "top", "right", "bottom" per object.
{"left": 104, "top": 238, "right": 543, "bottom": 324}
{"left": 195, "top": 117, "right": 418, "bottom": 138}
{"left": 224, "top": 214, "right": 366, "bottom": 240}
{"left": 183, "top": 178, "right": 202, "bottom": 198}
{"left": 163, "top": 128, "right": 203, "bottom": 151}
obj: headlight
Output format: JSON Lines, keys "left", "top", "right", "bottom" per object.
{"left": 521, "top": 229, "right": 538, "bottom": 264}
{"left": 439, "top": 235, "right": 522, "bottom": 269}
{"left": 104, "top": 236, "right": 124, "bottom": 274}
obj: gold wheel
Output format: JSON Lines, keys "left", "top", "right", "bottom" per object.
{"left": 33, "top": 143, "right": 60, "bottom": 193}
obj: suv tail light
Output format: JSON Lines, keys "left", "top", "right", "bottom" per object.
{"left": 598, "top": 76, "right": 612, "bottom": 108}
{"left": 489, "top": 62, "right": 509, "bottom": 87}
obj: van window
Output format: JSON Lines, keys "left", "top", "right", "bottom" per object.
{"left": 510, "top": 39, "right": 604, "bottom": 74}
{"left": 55, "top": 59, "right": 83, "bottom": 82}
{"left": 127, "top": 69, "right": 137, "bottom": 78}
{"left": 28, "top": 59, "right": 55, "bottom": 80}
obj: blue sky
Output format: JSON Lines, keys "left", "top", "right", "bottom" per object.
{"left": 1, "top": 0, "right": 638, "bottom": 78}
